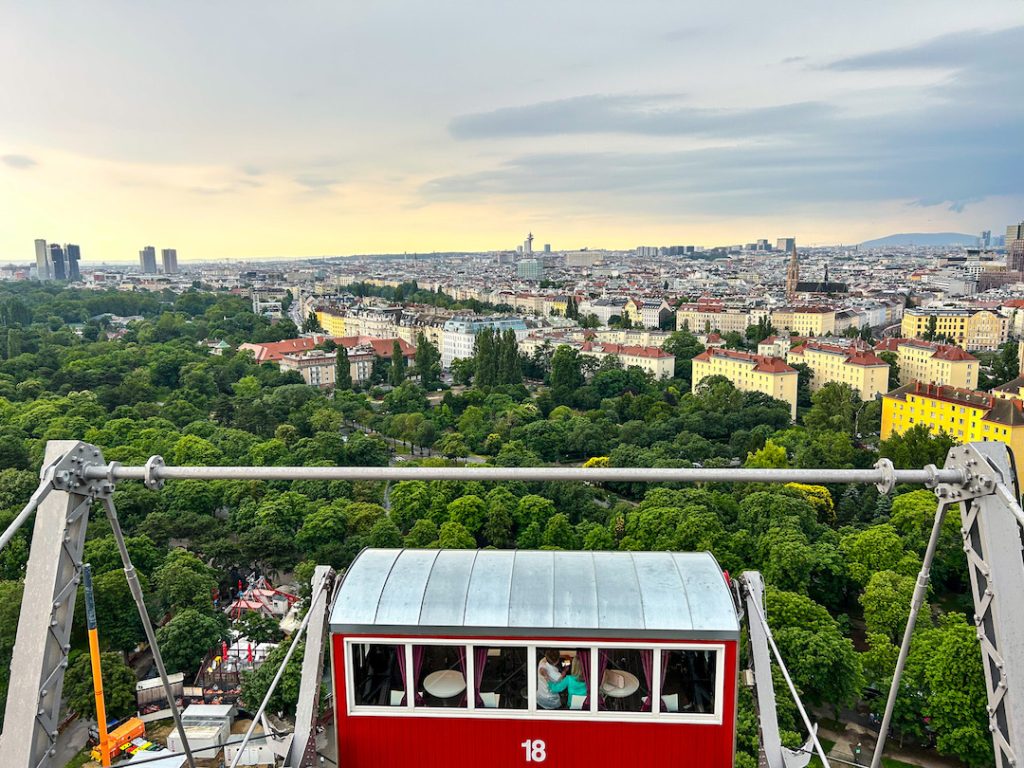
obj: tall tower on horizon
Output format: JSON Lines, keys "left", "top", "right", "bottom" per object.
{"left": 34, "top": 239, "right": 51, "bottom": 280}
{"left": 65, "top": 244, "right": 81, "bottom": 281}
{"left": 524, "top": 232, "right": 534, "bottom": 254}
{"left": 49, "top": 244, "right": 66, "bottom": 281}
{"left": 161, "top": 248, "right": 178, "bottom": 274}
{"left": 785, "top": 241, "right": 800, "bottom": 301}
{"left": 139, "top": 246, "right": 157, "bottom": 274}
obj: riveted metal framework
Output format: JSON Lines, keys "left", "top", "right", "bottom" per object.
{"left": 0, "top": 441, "right": 1022, "bottom": 768}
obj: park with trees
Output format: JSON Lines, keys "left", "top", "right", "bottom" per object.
{"left": 0, "top": 283, "right": 1000, "bottom": 765}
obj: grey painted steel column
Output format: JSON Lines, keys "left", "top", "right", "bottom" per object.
{"left": 287, "top": 565, "right": 336, "bottom": 768}
{"left": 744, "top": 572, "right": 815, "bottom": 768}
{"left": 1, "top": 441, "right": 92, "bottom": 768}
{"left": 869, "top": 497, "right": 951, "bottom": 768}
{"left": 958, "top": 444, "right": 1024, "bottom": 767}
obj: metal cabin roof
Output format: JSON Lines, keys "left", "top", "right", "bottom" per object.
{"left": 329, "top": 549, "right": 739, "bottom": 640}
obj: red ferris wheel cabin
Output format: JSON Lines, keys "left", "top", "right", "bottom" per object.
{"left": 329, "top": 549, "right": 740, "bottom": 767}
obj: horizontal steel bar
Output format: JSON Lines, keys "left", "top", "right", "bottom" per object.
{"left": 83, "top": 461, "right": 966, "bottom": 486}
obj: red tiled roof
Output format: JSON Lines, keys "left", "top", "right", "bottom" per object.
{"left": 791, "top": 340, "right": 887, "bottom": 367}
{"left": 693, "top": 347, "right": 795, "bottom": 373}
{"left": 873, "top": 337, "right": 976, "bottom": 362}
{"left": 241, "top": 335, "right": 415, "bottom": 363}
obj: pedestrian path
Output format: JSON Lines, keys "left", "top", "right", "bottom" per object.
{"left": 815, "top": 721, "right": 965, "bottom": 768}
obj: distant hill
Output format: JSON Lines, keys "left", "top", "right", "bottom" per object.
{"left": 860, "top": 232, "right": 978, "bottom": 248}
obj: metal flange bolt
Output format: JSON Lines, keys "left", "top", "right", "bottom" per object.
{"left": 874, "top": 458, "right": 896, "bottom": 495}
{"left": 144, "top": 455, "right": 165, "bottom": 490}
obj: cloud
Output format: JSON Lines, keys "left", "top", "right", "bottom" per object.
{"left": 2, "top": 154, "right": 37, "bottom": 169}
{"left": 823, "top": 25, "right": 1022, "bottom": 71}
{"left": 780, "top": 56, "right": 806, "bottom": 65}
{"left": 293, "top": 174, "right": 340, "bottom": 193}
{"left": 450, "top": 94, "right": 835, "bottom": 139}
{"left": 431, "top": 26, "right": 1024, "bottom": 215}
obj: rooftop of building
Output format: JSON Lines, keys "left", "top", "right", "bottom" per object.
{"left": 693, "top": 347, "right": 796, "bottom": 374}
{"left": 788, "top": 340, "right": 887, "bottom": 366}
{"left": 874, "top": 337, "right": 977, "bottom": 361}
{"left": 885, "top": 382, "right": 1024, "bottom": 427}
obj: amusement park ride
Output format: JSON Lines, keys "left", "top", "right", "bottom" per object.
{"left": 0, "top": 439, "right": 1022, "bottom": 767}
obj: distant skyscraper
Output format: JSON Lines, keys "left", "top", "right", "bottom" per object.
{"left": 776, "top": 237, "right": 796, "bottom": 252}
{"left": 517, "top": 258, "right": 543, "bottom": 281}
{"left": 524, "top": 232, "right": 534, "bottom": 254}
{"left": 139, "top": 246, "right": 157, "bottom": 274}
{"left": 49, "top": 244, "right": 66, "bottom": 280}
{"left": 785, "top": 242, "right": 800, "bottom": 301}
{"left": 544, "top": 243, "right": 551, "bottom": 253}
{"left": 161, "top": 248, "right": 178, "bottom": 274}
{"left": 979, "top": 230, "right": 992, "bottom": 248}
{"left": 1006, "top": 222, "right": 1024, "bottom": 274}
{"left": 34, "top": 239, "right": 51, "bottom": 280}
{"left": 65, "top": 244, "right": 81, "bottom": 281}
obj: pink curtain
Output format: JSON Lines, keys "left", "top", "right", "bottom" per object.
{"left": 577, "top": 648, "right": 590, "bottom": 708}
{"left": 395, "top": 645, "right": 407, "bottom": 705}
{"left": 640, "top": 650, "right": 654, "bottom": 711}
{"left": 456, "top": 646, "right": 468, "bottom": 707}
{"left": 412, "top": 645, "right": 425, "bottom": 705}
{"left": 474, "top": 647, "right": 488, "bottom": 708}
{"left": 660, "top": 650, "right": 670, "bottom": 710}
{"left": 597, "top": 650, "right": 610, "bottom": 711}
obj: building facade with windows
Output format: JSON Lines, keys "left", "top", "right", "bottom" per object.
{"left": 786, "top": 341, "right": 889, "bottom": 401}
{"left": 317, "top": 308, "right": 348, "bottom": 337}
{"left": 874, "top": 338, "right": 978, "bottom": 390}
{"left": 279, "top": 349, "right": 337, "bottom": 389}
{"left": 442, "top": 316, "right": 529, "bottom": 368}
{"left": 881, "top": 382, "right": 1024, "bottom": 486}
{"left": 770, "top": 306, "right": 837, "bottom": 337}
{"left": 900, "top": 308, "right": 1009, "bottom": 351}
{"left": 691, "top": 348, "right": 798, "bottom": 420}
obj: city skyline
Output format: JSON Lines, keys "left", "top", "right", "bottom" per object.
{"left": 1, "top": 1, "right": 1022, "bottom": 260}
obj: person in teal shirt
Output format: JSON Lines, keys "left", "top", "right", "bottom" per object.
{"left": 548, "top": 656, "right": 587, "bottom": 705}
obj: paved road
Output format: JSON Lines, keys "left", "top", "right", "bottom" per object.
{"left": 52, "top": 717, "right": 89, "bottom": 767}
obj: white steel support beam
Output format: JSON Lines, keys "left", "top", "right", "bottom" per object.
{"left": 950, "top": 443, "right": 1024, "bottom": 767}
{"left": 0, "top": 442, "right": 101, "bottom": 768}
{"left": 287, "top": 565, "right": 337, "bottom": 768}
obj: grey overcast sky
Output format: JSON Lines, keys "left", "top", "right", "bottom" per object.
{"left": 1, "top": 0, "right": 1022, "bottom": 258}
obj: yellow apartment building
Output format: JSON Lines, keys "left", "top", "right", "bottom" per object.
{"left": 676, "top": 307, "right": 751, "bottom": 334}
{"left": 771, "top": 306, "right": 837, "bottom": 337}
{"left": 691, "top": 348, "right": 799, "bottom": 420}
{"left": 787, "top": 341, "right": 890, "bottom": 400}
{"left": 316, "top": 308, "right": 347, "bottom": 337}
{"left": 881, "top": 382, "right": 1024, "bottom": 486}
{"left": 874, "top": 338, "right": 978, "bottom": 389}
{"left": 900, "top": 308, "right": 1009, "bottom": 351}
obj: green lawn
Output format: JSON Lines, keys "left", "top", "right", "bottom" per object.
{"left": 807, "top": 737, "right": 836, "bottom": 767}
{"left": 64, "top": 748, "right": 93, "bottom": 768}
{"left": 882, "top": 759, "right": 916, "bottom": 768}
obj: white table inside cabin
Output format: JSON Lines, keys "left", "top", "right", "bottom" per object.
{"left": 600, "top": 670, "right": 640, "bottom": 698}
{"left": 423, "top": 670, "right": 467, "bottom": 699}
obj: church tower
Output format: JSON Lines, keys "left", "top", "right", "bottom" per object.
{"left": 785, "top": 242, "right": 800, "bottom": 301}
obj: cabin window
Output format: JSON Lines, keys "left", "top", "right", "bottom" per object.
{"left": 413, "top": 644, "right": 468, "bottom": 708}
{"left": 350, "top": 643, "right": 406, "bottom": 707}
{"left": 473, "top": 646, "right": 527, "bottom": 710}
{"left": 534, "top": 648, "right": 591, "bottom": 712}
{"left": 597, "top": 648, "right": 651, "bottom": 712}
{"left": 660, "top": 648, "right": 717, "bottom": 714}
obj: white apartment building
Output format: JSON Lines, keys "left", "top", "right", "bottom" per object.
{"left": 441, "top": 316, "right": 529, "bottom": 368}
